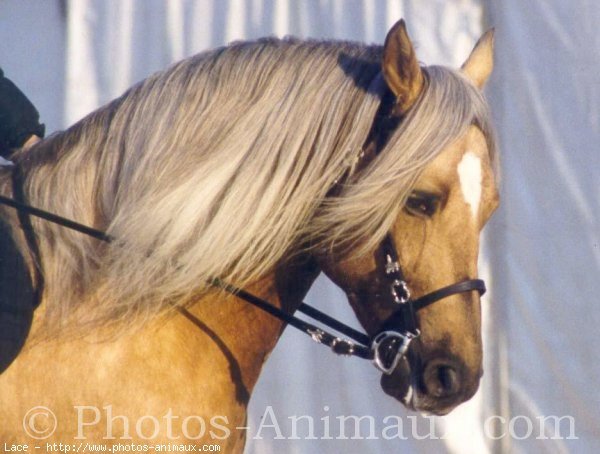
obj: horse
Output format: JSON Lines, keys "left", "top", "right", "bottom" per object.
{"left": 0, "top": 20, "right": 498, "bottom": 450}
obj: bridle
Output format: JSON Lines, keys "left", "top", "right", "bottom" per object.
{"left": 370, "top": 234, "right": 485, "bottom": 373}
{"left": 0, "top": 86, "right": 486, "bottom": 376}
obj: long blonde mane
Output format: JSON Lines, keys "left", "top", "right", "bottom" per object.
{"left": 10, "top": 37, "right": 496, "bottom": 336}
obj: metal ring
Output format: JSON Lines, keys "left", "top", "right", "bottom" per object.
{"left": 371, "top": 330, "right": 419, "bottom": 375}
{"left": 391, "top": 279, "right": 411, "bottom": 304}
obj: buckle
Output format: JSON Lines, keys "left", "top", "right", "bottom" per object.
{"left": 307, "top": 328, "right": 356, "bottom": 356}
{"left": 330, "top": 337, "right": 356, "bottom": 356}
{"left": 391, "top": 279, "right": 411, "bottom": 304}
{"left": 371, "top": 330, "right": 419, "bottom": 375}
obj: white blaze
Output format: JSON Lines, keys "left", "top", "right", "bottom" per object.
{"left": 457, "top": 152, "right": 482, "bottom": 219}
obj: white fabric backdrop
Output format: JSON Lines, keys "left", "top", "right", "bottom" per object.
{"left": 485, "top": 1, "right": 600, "bottom": 452}
{"left": 1, "top": 0, "right": 597, "bottom": 452}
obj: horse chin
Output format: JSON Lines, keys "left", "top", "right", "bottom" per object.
{"left": 380, "top": 358, "right": 416, "bottom": 409}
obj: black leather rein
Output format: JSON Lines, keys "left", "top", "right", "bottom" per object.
{"left": 0, "top": 188, "right": 379, "bottom": 359}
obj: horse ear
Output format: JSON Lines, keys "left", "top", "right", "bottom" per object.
{"left": 382, "top": 19, "right": 425, "bottom": 114}
{"left": 461, "top": 29, "right": 495, "bottom": 88}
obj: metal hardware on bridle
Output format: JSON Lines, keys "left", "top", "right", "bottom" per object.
{"left": 0, "top": 86, "right": 486, "bottom": 377}
{"left": 371, "top": 330, "right": 418, "bottom": 374}
{"left": 307, "top": 329, "right": 356, "bottom": 356}
{"left": 371, "top": 234, "right": 420, "bottom": 373}
{"left": 386, "top": 258, "right": 410, "bottom": 304}
{"left": 384, "top": 249, "right": 412, "bottom": 308}
{"left": 391, "top": 279, "right": 410, "bottom": 304}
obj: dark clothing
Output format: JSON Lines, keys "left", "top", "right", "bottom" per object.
{"left": 0, "top": 217, "right": 35, "bottom": 374}
{"left": 0, "top": 67, "right": 42, "bottom": 373}
{"left": 0, "top": 68, "right": 45, "bottom": 158}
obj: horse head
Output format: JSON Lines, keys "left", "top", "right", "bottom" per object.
{"left": 319, "top": 21, "right": 498, "bottom": 415}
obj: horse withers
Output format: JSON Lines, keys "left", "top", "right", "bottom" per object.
{"left": 0, "top": 20, "right": 497, "bottom": 449}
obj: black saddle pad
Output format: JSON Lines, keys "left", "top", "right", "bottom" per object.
{"left": 0, "top": 216, "right": 34, "bottom": 374}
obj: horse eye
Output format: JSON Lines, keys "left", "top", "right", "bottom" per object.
{"left": 405, "top": 192, "right": 439, "bottom": 218}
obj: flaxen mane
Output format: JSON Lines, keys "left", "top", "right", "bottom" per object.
{"left": 8, "top": 37, "right": 496, "bottom": 336}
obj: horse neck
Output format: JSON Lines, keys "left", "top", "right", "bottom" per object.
{"left": 183, "top": 254, "right": 320, "bottom": 396}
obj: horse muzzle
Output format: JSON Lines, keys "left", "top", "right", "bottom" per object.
{"left": 378, "top": 331, "right": 483, "bottom": 415}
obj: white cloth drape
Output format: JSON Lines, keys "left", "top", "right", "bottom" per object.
{"left": 485, "top": 1, "right": 600, "bottom": 452}
{"left": 1, "top": 0, "right": 597, "bottom": 452}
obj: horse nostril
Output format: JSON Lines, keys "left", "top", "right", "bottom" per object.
{"left": 423, "top": 361, "right": 461, "bottom": 398}
{"left": 437, "top": 365, "right": 459, "bottom": 396}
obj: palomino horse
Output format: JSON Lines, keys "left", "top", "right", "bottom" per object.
{"left": 0, "top": 20, "right": 498, "bottom": 449}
